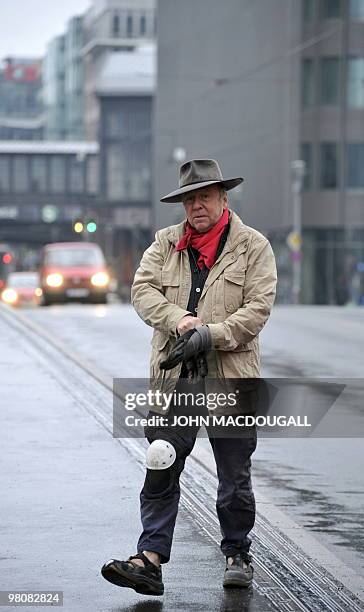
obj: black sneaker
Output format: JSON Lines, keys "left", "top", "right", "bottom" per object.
{"left": 101, "top": 552, "right": 164, "bottom": 596}
{"left": 223, "top": 552, "right": 253, "bottom": 588}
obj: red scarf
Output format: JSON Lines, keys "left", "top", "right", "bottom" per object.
{"left": 175, "top": 208, "right": 229, "bottom": 270}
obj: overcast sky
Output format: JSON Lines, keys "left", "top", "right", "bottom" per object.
{"left": 0, "top": 0, "right": 91, "bottom": 60}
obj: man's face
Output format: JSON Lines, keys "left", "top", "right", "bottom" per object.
{"left": 182, "top": 184, "right": 228, "bottom": 233}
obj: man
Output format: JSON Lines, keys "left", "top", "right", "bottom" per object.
{"left": 101, "top": 159, "right": 277, "bottom": 596}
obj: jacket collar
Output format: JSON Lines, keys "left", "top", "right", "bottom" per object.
{"left": 166, "top": 210, "right": 249, "bottom": 255}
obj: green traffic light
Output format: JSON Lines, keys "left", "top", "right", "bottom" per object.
{"left": 86, "top": 221, "right": 97, "bottom": 233}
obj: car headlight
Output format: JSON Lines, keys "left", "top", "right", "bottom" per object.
{"left": 91, "top": 272, "right": 109, "bottom": 287}
{"left": 2, "top": 288, "right": 18, "bottom": 304}
{"left": 46, "top": 273, "right": 63, "bottom": 288}
{"left": 35, "top": 287, "right": 43, "bottom": 297}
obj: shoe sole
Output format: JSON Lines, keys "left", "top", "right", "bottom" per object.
{"left": 101, "top": 563, "right": 164, "bottom": 596}
{"left": 223, "top": 577, "right": 252, "bottom": 588}
{"left": 223, "top": 570, "right": 253, "bottom": 589}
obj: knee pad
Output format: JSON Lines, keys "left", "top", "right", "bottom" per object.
{"left": 144, "top": 440, "right": 177, "bottom": 496}
{"left": 146, "top": 439, "right": 176, "bottom": 470}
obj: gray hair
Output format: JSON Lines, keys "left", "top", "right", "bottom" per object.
{"left": 219, "top": 185, "right": 227, "bottom": 198}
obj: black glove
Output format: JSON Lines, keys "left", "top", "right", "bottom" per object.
{"left": 184, "top": 351, "right": 209, "bottom": 382}
{"left": 160, "top": 326, "right": 212, "bottom": 372}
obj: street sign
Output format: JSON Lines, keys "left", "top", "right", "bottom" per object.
{"left": 286, "top": 231, "right": 302, "bottom": 252}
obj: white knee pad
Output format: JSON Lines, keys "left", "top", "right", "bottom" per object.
{"left": 146, "top": 439, "right": 176, "bottom": 470}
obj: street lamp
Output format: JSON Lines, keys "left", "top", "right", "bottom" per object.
{"left": 172, "top": 147, "right": 186, "bottom": 163}
{"left": 290, "top": 160, "right": 306, "bottom": 304}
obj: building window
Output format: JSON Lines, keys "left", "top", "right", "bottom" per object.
{"left": 320, "top": 143, "right": 338, "bottom": 189}
{"left": 321, "top": 0, "right": 342, "bottom": 18}
{"left": 106, "top": 109, "right": 127, "bottom": 139}
{"left": 30, "top": 156, "right": 47, "bottom": 193}
{"left": 347, "top": 58, "right": 364, "bottom": 108}
{"left": 0, "top": 156, "right": 10, "bottom": 192}
{"left": 86, "top": 156, "right": 99, "bottom": 195}
{"left": 13, "top": 156, "right": 29, "bottom": 193}
{"left": 128, "top": 145, "right": 150, "bottom": 200}
{"left": 69, "top": 156, "right": 84, "bottom": 194}
{"left": 301, "top": 143, "right": 312, "bottom": 190}
{"left": 112, "top": 14, "right": 120, "bottom": 36}
{"left": 49, "top": 156, "right": 66, "bottom": 193}
{"left": 320, "top": 57, "right": 340, "bottom": 104}
{"left": 140, "top": 14, "right": 146, "bottom": 35}
{"left": 303, "top": 0, "right": 315, "bottom": 22}
{"left": 126, "top": 15, "right": 133, "bottom": 37}
{"left": 107, "top": 144, "right": 127, "bottom": 200}
{"left": 350, "top": 0, "right": 364, "bottom": 19}
{"left": 302, "top": 58, "right": 315, "bottom": 107}
{"left": 346, "top": 144, "right": 364, "bottom": 188}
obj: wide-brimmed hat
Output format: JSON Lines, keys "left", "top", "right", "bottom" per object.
{"left": 160, "top": 159, "right": 244, "bottom": 203}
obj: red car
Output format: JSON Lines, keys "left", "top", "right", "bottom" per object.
{"left": 39, "top": 242, "right": 110, "bottom": 305}
{"left": 1, "top": 271, "right": 42, "bottom": 307}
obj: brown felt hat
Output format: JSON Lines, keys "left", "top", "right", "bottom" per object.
{"left": 160, "top": 159, "right": 243, "bottom": 203}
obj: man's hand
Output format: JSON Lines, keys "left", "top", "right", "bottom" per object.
{"left": 160, "top": 325, "right": 212, "bottom": 371}
{"left": 177, "top": 315, "right": 203, "bottom": 335}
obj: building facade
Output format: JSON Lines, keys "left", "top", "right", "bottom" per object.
{"left": 83, "top": 0, "right": 156, "bottom": 139}
{"left": 0, "top": 42, "right": 155, "bottom": 294}
{"left": 0, "top": 57, "right": 44, "bottom": 140}
{"left": 96, "top": 44, "right": 155, "bottom": 295}
{"left": 154, "top": 0, "right": 364, "bottom": 305}
{"left": 0, "top": 141, "right": 99, "bottom": 245}
{"left": 299, "top": 0, "right": 364, "bottom": 304}
{"left": 43, "top": 16, "right": 85, "bottom": 141}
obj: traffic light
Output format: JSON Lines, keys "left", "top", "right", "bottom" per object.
{"left": 86, "top": 220, "right": 97, "bottom": 233}
{"left": 72, "top": 219, "right": 98, "bottom": 234}
{"left": 2, "top": 253, "right": 12, "bottom": 264}
{"left": 73, "top": 221, "right": 84, "bottom": 234}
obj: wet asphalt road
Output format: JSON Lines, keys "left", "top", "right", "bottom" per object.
{"left": 18, "top": 302, "right": 364, "bottom": 577}
{"left": 1, "top": 309, "right": 281, "bottom": 612}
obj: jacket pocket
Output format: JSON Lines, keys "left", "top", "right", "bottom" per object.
{"left": 150, "top": 332, "right": 170, "bottom": 380}
{"left": 161, "top": 269, "right": 180, "bottom": 304}
{"left": 223, "top": 268, "right": 246, "bottom": 313}
{"left": 151, "top": 330, "right": 170, "bottom": 351}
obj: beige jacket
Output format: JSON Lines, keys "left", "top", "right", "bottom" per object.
{"left": 131, "top": 210, "right": 277, "bottom": 414}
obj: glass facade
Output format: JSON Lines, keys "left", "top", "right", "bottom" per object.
{"left": 347, "top": 58, "right": 364, "bottom": 108}
{"left": 13, "top": 156, "right": 29, "bottom": 193}
{"left": 69, "top": 156, "right": 84, "bottom": 194}
{"left": 321, "top": 0, "right": 342, "bottom": 19}
{"left": 140, "top": 15, "right": 146, "bottom": 35}
{"left": 350, "top": 0, "right": 364, "bottom": 19}
{"left": 303, "top": 0, "right": 315, "bottom": 22}
{"left": 30, "top": 156, "right": 47, "bottom": 193}
{"left": 320, "top": 57, "right": 340, "bottom": 104}
{"left": 320, "top": 143, "right": 338, "bottom": 189}
{"left": 86, "top": 155, "right": 99, "bottom": 195}
{"left": 346, "top": 143, "right": 364, "bottom": 188}
{"left": 0, "top": 153, "right": 99, "bottom": 196}
{"left": 0, "top": 156, "right": 10, "bottom": 192}
{"left": 107, "top": 144, "right": 127, "bottom": 200}
{"left": 49, "top": 156, "right": 66, "bottom": 193}
{"left": 103, "top": 98, "right": 152, "bottom": 202}
{"left": 302, "top": 58, "right": 315, "bottom": 107}
{"left": 113, "top": 14, "right": 120, "bottom": 36}
{"left": 127, "top": 15, "right": 133, "bottom": 37}
{"left": 301, "top": 143, "right": 312, "bottom": 190}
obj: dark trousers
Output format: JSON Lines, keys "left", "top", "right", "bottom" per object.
{"left": 137, "top": 389, "right": 257, "bottom": 564}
